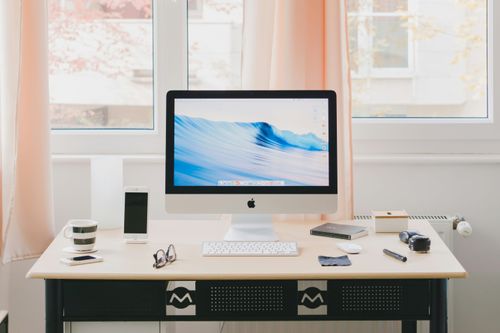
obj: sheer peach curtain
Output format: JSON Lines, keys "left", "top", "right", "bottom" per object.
{"left": 0, "top": 0, "right": 55, "bottom": 263}
{"left": 241, "top": 0, "right": 353, "bottom": 220}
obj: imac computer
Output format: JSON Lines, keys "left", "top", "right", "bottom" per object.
{"left": 165, "top": 90, "right": 337, "bottom": 242}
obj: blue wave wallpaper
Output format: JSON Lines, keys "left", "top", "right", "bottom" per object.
{"left": 174, "top": 115, "right": 329, "bottom": 186}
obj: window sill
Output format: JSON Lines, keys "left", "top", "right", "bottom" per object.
{"left": 51, "top": 153, "right": 500, "bottom": 165}
{"left": 52, "top": 154, "right": 165, "bottom": 164}
{"left": 351, "top": 73, "right": 414, "bottom": 80}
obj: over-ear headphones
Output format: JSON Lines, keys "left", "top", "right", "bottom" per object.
{"left": 399, "top": 231, "right": 422, "bottom": 244}
{"left": 399, "top": 231, "right": 431, "bottom": 253}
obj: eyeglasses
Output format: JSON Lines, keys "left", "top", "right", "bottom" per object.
{"left": 153, "top": 244, "right": 177, "bottom": 269}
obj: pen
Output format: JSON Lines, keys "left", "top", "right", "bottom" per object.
{"left": 383, "top": 249, "right": 407, "bottom": 262}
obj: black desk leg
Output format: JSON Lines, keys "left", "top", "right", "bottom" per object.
{"left": 402, "top": 320, "right": 417, "bottom": 333}
{"left": 46, "top": 280, "right": 63, "bottom": 333}
{"left": 430, "top": 279, "right": 448, "bottom": 333}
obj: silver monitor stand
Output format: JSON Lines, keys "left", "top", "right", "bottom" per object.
{"left": 224, "top": 214, "right": 278, "bottom": 241}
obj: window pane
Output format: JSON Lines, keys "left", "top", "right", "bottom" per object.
{"left": 48, "top": 0, "right": 153, "bottom": 129}
{"left": 185, "top": 0, "right": 488, "bottom": 119}
{"left": 373, "top": 0, "right": 408, "bottom": 12}
{"left": 348, "top": 0, "right": 361, "bottom": 12}
{"left": 348, "top": 0, "right": 488, "bottom": 118}
{"left": 348, "top": 16, "right": 360, "bottom": 73}
{"left": 373, "top": 17, "right": 409, "bottom": 68}
{"left": 188, "top": 0, "right": 243, "bottom": 90}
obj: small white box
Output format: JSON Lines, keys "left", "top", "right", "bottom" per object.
{"left": 372, "top": 210, "right": 409, "bottom": 233}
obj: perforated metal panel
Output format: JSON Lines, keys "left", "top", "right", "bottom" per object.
{"left": 340, "top": 285, "right": 402, "bottom": 312}
{"left": 172, "top": 279, "right": 430, "bottom": 321}
{"left": 210, "top": 285, "right": 284, "bottom": 312}
{"left": 328, "top": 280, "right": 430, "bottom": 320}
{"left": 196, "top": 280, "right": 296, "bottom": 319}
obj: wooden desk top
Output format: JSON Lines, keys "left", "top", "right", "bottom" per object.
{"left": 27, "top": 218, "right": 467, "bottom": 280}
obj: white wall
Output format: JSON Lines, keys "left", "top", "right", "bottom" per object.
{"left": 0, "top": 156, "right": 499, "bottom": 333}
{"left": 355, "top": 157, "right": 500, "bottom": 332}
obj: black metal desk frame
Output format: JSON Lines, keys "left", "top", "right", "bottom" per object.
{"left": 45, "top": 278, "right": 448, "bottom": 333}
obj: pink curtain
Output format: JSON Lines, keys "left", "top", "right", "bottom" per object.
{"left": 0, "top": 0, "right": 55, "bottom": 263}
{"left": 241, "top": 0, "right": 353, "bottom": 220}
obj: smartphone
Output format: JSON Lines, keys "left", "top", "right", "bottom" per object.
{"left": 124, "top": 186, "right": 149, "bottom": 243}
{"left": 60, "top": 255, "right": 103, "bottom": 266}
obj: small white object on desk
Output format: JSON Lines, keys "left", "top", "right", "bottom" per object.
{"left": 63, "top": 246, "right": 98, "bottom": 254}
{"left": 337, "top": 242, "right": 362, "bottom": 254}
{"left": 373, "top": 210, "right": 409, "bottom": 233}
{"left": 125, "top": 239, "right": 148, "bottom": 244}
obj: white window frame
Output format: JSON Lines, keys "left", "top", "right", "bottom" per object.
{"left": 353, "top": 0, "right": 498, "bottom": 155}
{"left": 52, "top": 0, "right": 498, "bottom": 156}
{"left": 51, "top": 0, "right": 187, "bottom": 154}
{"left": 349, "top": 0, "right": 415, "bottom": 79}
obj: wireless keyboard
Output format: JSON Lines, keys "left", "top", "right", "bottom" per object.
{"left": 202, "top": 241, "right": 299, "bottom": 257}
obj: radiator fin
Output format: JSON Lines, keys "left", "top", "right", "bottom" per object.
{"left": 354, "top": 215, "right": 451, "bottom": 222}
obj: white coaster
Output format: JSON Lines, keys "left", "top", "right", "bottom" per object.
{"left": 62, "top": 247, "right": 98, "bottom": 254}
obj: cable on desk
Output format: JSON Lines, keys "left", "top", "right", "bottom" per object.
{"left": 219, "top": 321, "right": 225, "bottom": 333}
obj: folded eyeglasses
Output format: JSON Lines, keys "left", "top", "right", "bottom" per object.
{"left": 153, "top": 244, "right": 177, "bottom": 269}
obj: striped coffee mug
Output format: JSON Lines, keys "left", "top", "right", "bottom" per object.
{"left": 63, "top": 220, "right": 98, "bottom": 251}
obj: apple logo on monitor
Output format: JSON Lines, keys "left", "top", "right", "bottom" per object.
{"left": 247, "top": 198, "right": 256, "bottom": 208}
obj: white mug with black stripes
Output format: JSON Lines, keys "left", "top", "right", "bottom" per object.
{"left": 63, "top": 219, "right": 98, "bottom": 252}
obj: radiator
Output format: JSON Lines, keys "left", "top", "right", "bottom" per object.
{"left": 222, "top": 215, "right": 458, "bottom": 333}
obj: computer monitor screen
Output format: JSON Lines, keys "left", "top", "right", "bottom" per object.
{"left": 165, "top": 90, "right": 337, "bottom": 216}
{"left": 174, "top": 98, "right": 329, "bottom": 187}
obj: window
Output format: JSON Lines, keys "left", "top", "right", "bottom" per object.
{"left": 50, "top": 0, "right": 495, "bottom": 154}
{"left": 348, "top": 0, "right": 488, "bottom": 118}
{"left": 48, "top": 0, "right": 153, "bottom": 129}
{"left": 187, "top": 0, "right": 243, "bottom": 90}
{"left": 185, "top": 0, "right": 488, "bottom": 119}
{"left": 349, "top": 0, "right": 412, "bottom": 76}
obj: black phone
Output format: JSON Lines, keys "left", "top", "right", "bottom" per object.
{"left": 124, "top": 187, "right": 149, "bottom": 243}
{"left": 72, "top": 255, "right": 96, "bottom": 261}
{"left": 60, "top": 255, "right": 103, "bottom": 266}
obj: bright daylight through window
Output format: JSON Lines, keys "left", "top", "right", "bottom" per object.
{"left": 187, "top": 0, "right": 488, "bottom": 119}
{"left": 48, "top": 0, "right": 488, "bottom": 129}
{"left": 48, "top": 0, "right": 153, "bottom": 129}
{"left": 188, "top": 0, "right": 243, "bottom": 90}
{"left": 348, "top": 0, "right": 488, "bottom": 118}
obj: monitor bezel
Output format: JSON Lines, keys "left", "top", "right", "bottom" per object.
{"left": 165, "top": 90, "right": 337, "bottom": 195}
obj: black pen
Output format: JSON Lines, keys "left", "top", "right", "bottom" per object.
{"left": 383, "top": 249, "right": 407, "bottom": 262}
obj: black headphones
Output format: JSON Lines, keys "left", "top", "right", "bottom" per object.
{"left": 399, "top": 231, "right": 431, "bottom": 253}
